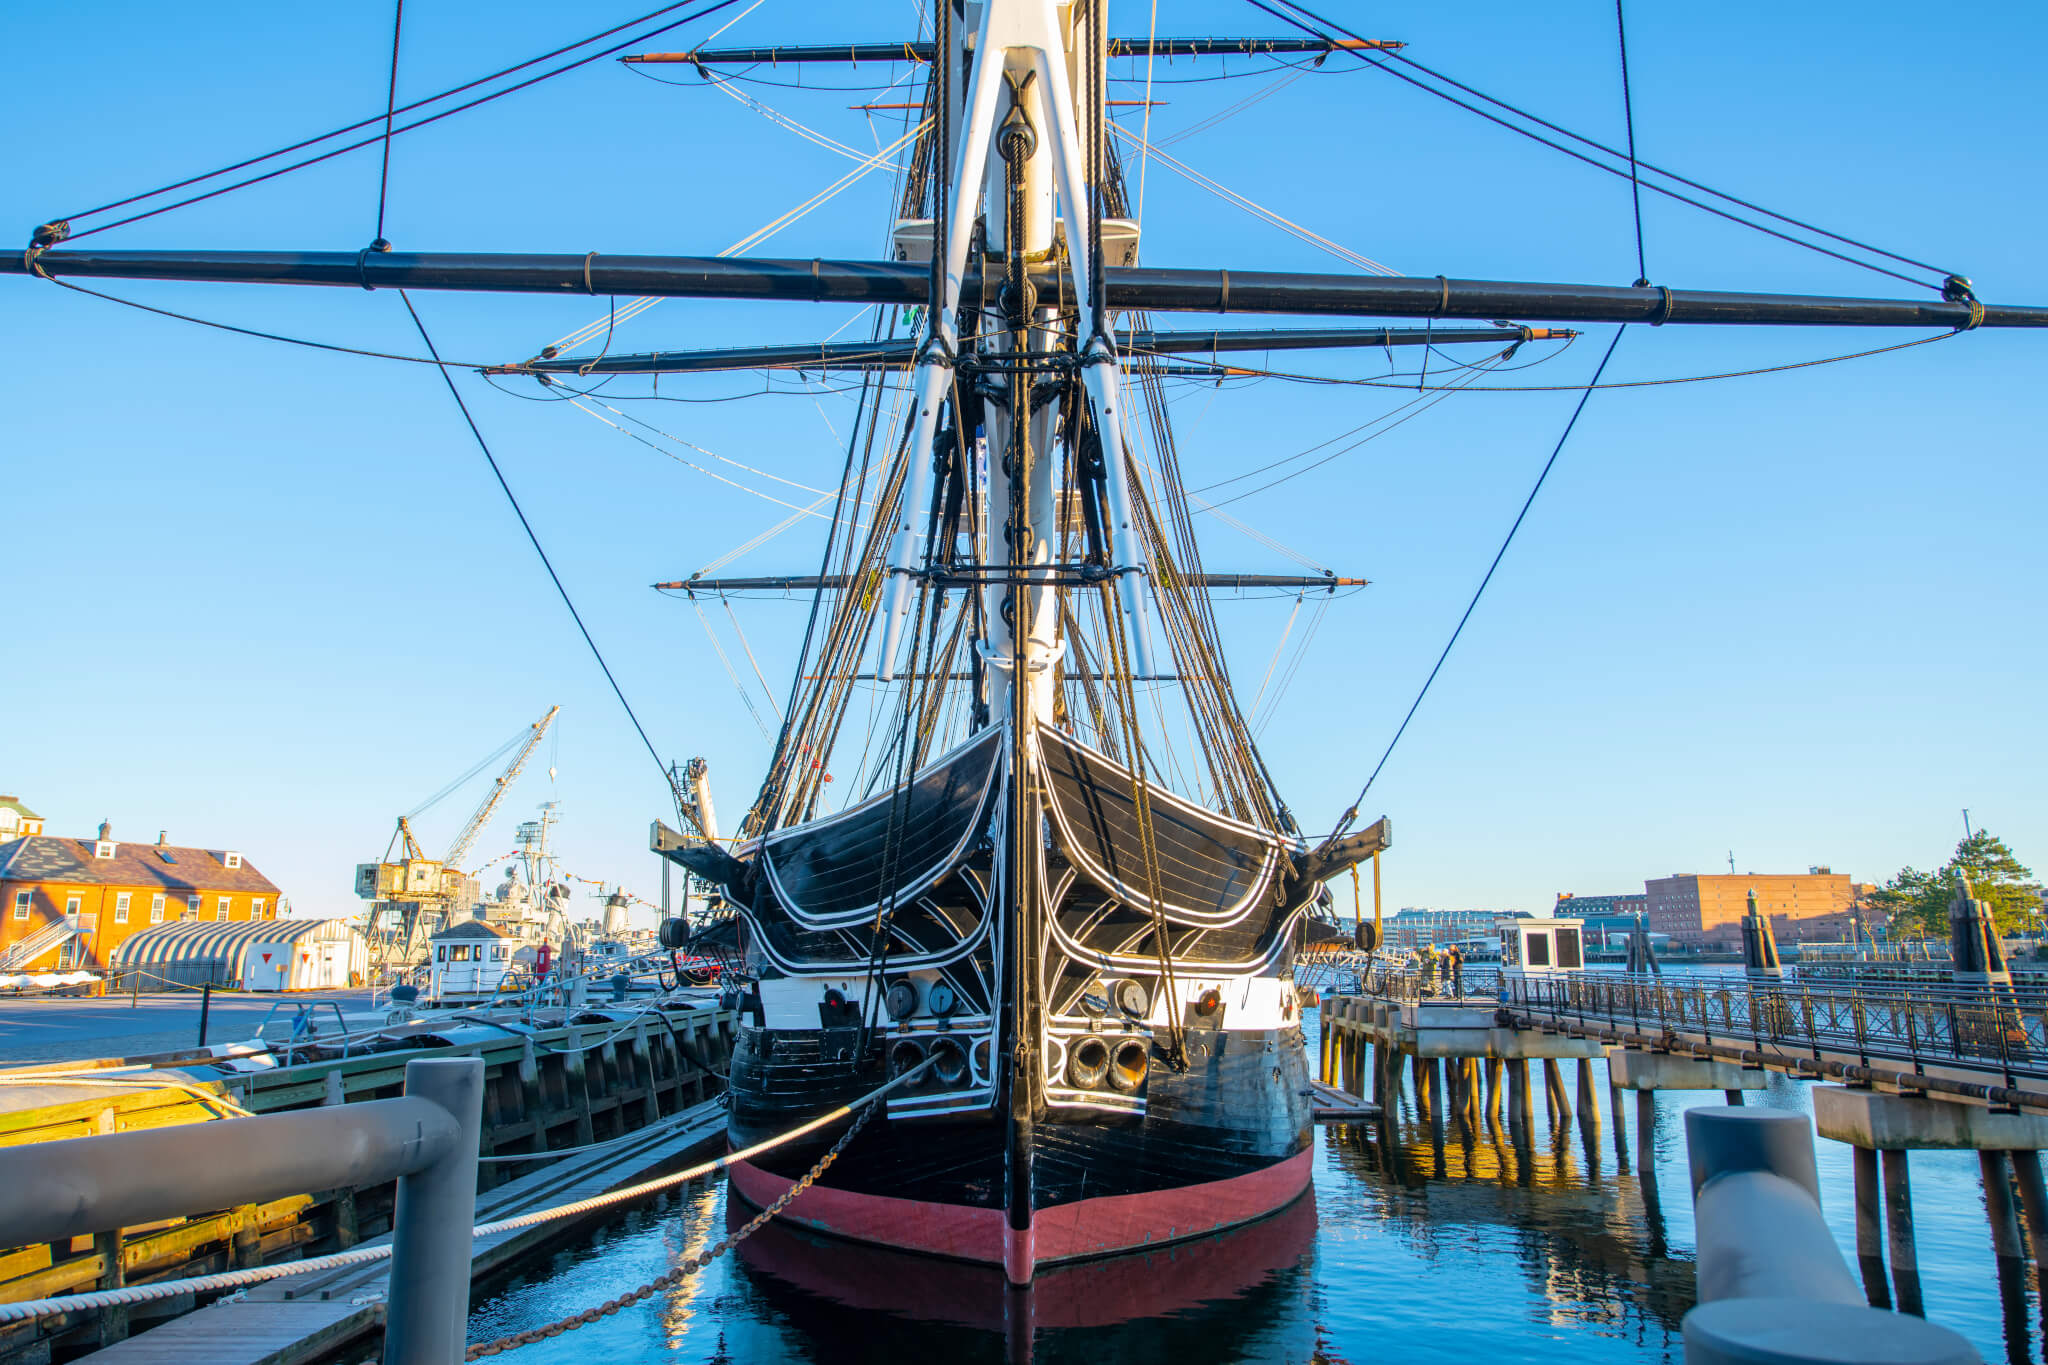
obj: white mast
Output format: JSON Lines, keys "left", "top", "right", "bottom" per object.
{"left": 875, "top": 0, "right": 1157, "bottom": 719}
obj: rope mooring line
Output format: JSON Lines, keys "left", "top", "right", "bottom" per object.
{"left": 0, "top": 1060, "right": 928, "bottom": 1326}
{"left": 463, "top": 1092, "right": 881, "bottom": 1358}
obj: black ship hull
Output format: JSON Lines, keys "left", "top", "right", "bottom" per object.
{"left": 727, "top": 1020, "right": 1314, "bottom": 1280}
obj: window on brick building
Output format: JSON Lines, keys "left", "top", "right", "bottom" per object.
{"left": 115, "top": 892, "right": 131, "bottom": 924}
{"left": 11, "top": 891, "right": 27, "bottom": 920}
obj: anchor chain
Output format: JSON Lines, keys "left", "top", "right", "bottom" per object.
{"left": 463, "top": 1098, "right": 877, "bottom": 1358}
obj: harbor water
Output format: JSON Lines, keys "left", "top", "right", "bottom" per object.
{"left": 468, "top": 1014, "right": 2040, "bottom": 1363}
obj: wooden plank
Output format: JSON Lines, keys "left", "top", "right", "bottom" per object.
{"left": 79, "top": 1300, "right": 375, "bottom": 1365}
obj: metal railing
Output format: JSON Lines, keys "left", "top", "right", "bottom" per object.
{"left": 1497, "top": 971, "right": 2048, "bottom": 1084}
{"left": 0, "top": 1057, "right": 483, "bottom": 1364}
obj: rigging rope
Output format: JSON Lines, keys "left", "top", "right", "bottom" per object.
{"left": 1613, "top": 0, "right": 1647, "bottom": 285}
{"left": 543, "top": 121, "right": 928, "bottom": 356}
{"left": 1109, "top": 123, "right": 1397, "bottom": 275}
{"left": 50, "top": 1, "right": 747, "bottom": 243}
{"left": 374, "top": 0, "right": 405, "bottom": 245}
{"left": 1327, "top": 326, "right": 1629, "bottom": 839}
{"left": 1247, "top": 0, "right": 1959, "bottom": 290}
{"left": 400, "top": 291, "right": 679, "bottom": 803}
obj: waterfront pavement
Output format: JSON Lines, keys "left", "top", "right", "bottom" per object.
{"left": 0, "top": 989, "right": 374, "bottom": 1064}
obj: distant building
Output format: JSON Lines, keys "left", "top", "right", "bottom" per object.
{"left": 0, "top": 822, "right": 283, "bottom": 971}
{"left": 1381, "top": 907, "right": 1530, "bottom": 953}
{"left": 1555, "top": 891, "right": 1647, "bottom": 919}
{"left": 1554, "top": 892, "right": 1650, "bottom": 951}
{"left": 1646, "top": 868, "right": 1863, "bottom": 949}
{"left": 0, "top": 797, "right": 45, "bottom": 840}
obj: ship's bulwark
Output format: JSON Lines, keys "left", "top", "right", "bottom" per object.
{"left": 726, "top": 1021, "right": 1313, "bottom": 1274}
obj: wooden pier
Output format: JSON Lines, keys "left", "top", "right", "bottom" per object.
{"left": 0, "top": 1000, "right": 735, "bottom": 1364}
{"left": 1317, "top": 967, "right": 2048, "bottom": 1317}
{"left": 76, "top": 1096, "right": 730, "bottom": 1365}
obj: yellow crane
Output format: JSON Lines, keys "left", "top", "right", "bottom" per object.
{"left": 357, "top": 705, "right": 560, "bottom": 967}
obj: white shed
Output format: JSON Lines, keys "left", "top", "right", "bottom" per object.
{"left": 1497, "top": 916, "right": 1585, "bottom": 977}
{"left": 111, "top": 918, "right": 369, "bottom": 991}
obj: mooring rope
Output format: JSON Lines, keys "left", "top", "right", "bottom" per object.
{"left": 0, "top": 1060, "right": 928, "bottom": 1326}
{"left": 463, "top": 1096, "right": 879, "bottom": 1358}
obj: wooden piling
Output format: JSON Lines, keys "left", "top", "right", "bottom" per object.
{"left": 1981, "top": 1150, "right": 2024, "bottom": 1261}
{"left": 1881, "top": 1148, "right": 1924, "bottom": 1315}
{"left": 1634, "top": 1089, "right": 1655, "bottom": 1175}
{"left": 1485, "top": 1058, "right": 1503, "bottom": 1124}
{"left": 633, "top": 1019, "right": 659, "bottom": 1123}
{"left": 517, "top": 1037, "right": 549, "bottom": 1154}
{"left": 1576, "top": 1057, "right": 1599, "bottom": 1130}
{"left": 1722, "top": 1089, "right": 1745, "bottom": 1106}
{"left": 2009, "top": 1148, "right": 2048, "bottom": 1268}
{"left": 1610, "top": 1082, "right": 1629, "bottom": 1160}
{"left": 562, "top": 1028, "right": 597, "bottom": 1147}
{"left": 1543, "top": 1058, "right": 1570, "bottom": 1123}
{"left": 1853, "top": 1144, "right": 1891, "bottom": 1308}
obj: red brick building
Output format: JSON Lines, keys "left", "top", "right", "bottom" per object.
{"left": 1645, "top": 869, "right": 1871, "bottom": 949}
{"left": 0, "top": 821, "right": 283, "bottom": 971}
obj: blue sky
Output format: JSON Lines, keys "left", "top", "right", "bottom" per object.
{"left": 4, "top": 2, "right": 2042, "bottom": 924}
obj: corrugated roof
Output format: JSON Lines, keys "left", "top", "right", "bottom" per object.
{"left": 109, "top": 917, "right": 360, "bottom": 970}
{"left": 0, "top": 837, "right": 281, "bottom": 895}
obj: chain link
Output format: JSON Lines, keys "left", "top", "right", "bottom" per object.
{"left": 463, "top": 1101, "right": 877, "bottom": 1359}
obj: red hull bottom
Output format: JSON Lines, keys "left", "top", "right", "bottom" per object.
{"left": 728, "top": 1146, "right": 1313, "bottom": 1285}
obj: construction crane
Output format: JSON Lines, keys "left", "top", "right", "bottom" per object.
{"left": 356, "top": 705, "right": 560, "bottom": 968}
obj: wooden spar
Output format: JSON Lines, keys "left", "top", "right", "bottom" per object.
{"left": 485, "top": 326, "right": 1559, "bottom": 376}
{"left": 653, "top": 573, "right": 1369, "bottom": 593}
{"left": 12, "top": 250, "right": 2042, "bottom": 328}
{"left": 620, "top": 37, "right": 1404, "bottom": 65}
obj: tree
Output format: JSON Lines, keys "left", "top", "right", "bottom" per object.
{"left": 1871, "top": 831, "right": 2040, "bottom": 940}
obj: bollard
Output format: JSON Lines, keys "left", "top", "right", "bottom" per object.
{"left": 1680, "top": 1107, "right": 1976, "bottom": 1365}
{"left": 196, "top": 983, "right": 212, "bottom": 1047}
{"left": 384, "top": 1057, "right": 484, "bottom": 1365}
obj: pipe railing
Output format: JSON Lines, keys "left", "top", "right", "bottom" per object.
{"left": 0, "top": 1056, "right": 483, "bottom": 1365}
{"left": 1680, "top": 1107, "right": 1974, "bottom": 1365}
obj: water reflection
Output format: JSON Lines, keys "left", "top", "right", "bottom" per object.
{"left": 1323, "top": 1071, "right": 1696, "bottom": 1347}
{"left": 467, "top": 1042, "right": 2035, "bottom": 1364}
{"left": 728, "top": 1189, "right": 1320, "bottom": 1362}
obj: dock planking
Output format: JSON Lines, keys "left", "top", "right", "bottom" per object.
{"left": 78, "top": 1098, "right": 730, "bottom": 1365}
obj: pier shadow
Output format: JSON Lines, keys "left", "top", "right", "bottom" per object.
{"left": 724, "top": 1187, "right": 1318, "bottom": 1363}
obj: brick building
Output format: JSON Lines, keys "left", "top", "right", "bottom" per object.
{"left": 0, "top": 820, "right": 283, "bottom": 971}
{"left": 1645, "top": 869, "right": 1870, "bottom": 949}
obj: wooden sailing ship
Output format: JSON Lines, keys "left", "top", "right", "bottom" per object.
{"left": 11, "top": 0, "right": 2044, "bottom": 1291}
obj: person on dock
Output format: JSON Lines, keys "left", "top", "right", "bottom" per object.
{"left": 1447, "top": 944, "right": 1464, "bottom": 997}
{"left": 1418, "top": 943, "right": 1439, "bottom": 996}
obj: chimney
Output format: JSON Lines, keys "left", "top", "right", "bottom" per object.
{"left": 98, "top": 820, "right": 112, "bottom": 841}
{"left": 157, "top": 831, "right": 168, "bottom": 846}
